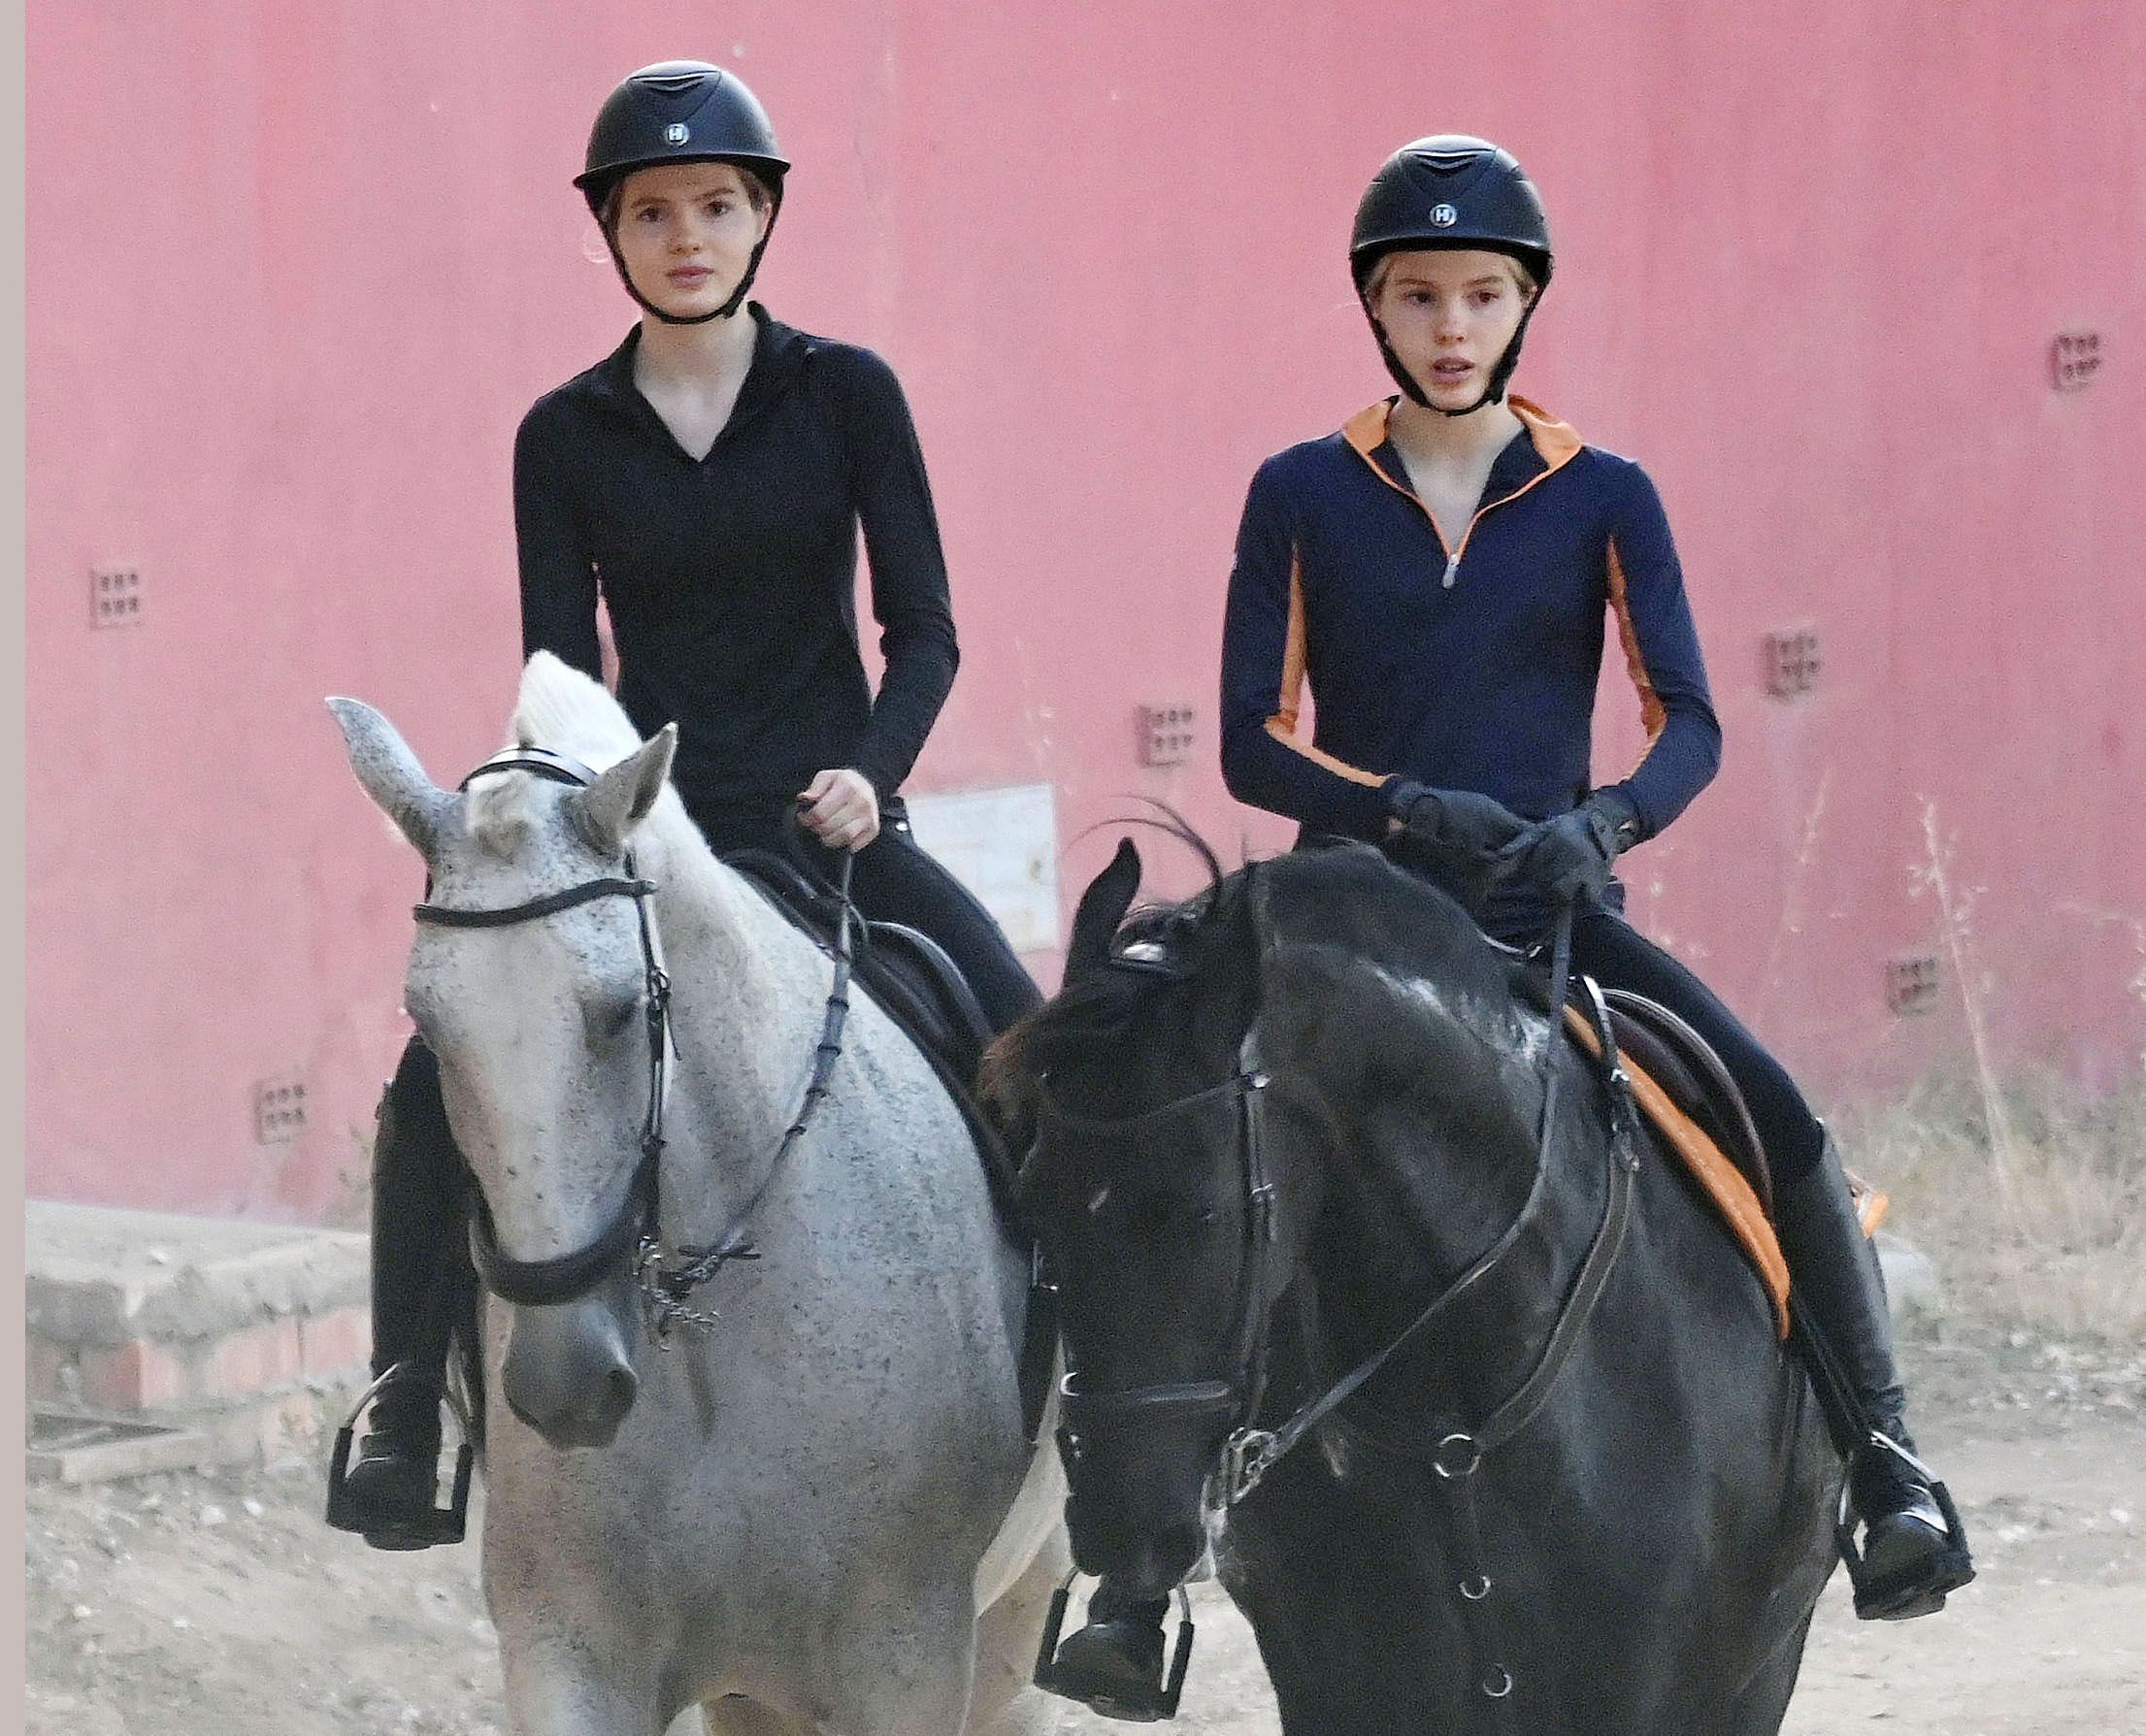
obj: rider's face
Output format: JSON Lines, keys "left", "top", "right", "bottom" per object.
{"left": 1369, "top": 248, "right": 1534, "bottom": 409}
{"left": 611, "top": 162, "right": 771, "bottom": 319}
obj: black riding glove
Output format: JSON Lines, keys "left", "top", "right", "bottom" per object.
{"left": 1385, "top": 782, "right": 1533, "bottom": 912}
{"left": 1388, "top": 782, "right": 1533, "bottom": 858}
{"left": 1497, "top": 790, "right": 1643, "bottom": 905}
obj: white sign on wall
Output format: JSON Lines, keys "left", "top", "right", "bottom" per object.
{"left": 901, "top": 782, "right": 1062, "bottom": 955}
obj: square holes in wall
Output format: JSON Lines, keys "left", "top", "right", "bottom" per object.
{"left": 253, "top": 1074, "right": 308, "bottom": 1144}
{"left": 1885, "top": 953, "right": 1941, "bottom": 1017}
{"left": 2051, "top": 331, "right": 2102, "bottom": 393}
{"left": 1764, "top": 627, "right": 1821, "bottom": 699}
{"left": 91, "top": 565, "right": 143, "bottom": 628}
{"left": 1138, "top": 703, "right": 1197, "bottom": 768}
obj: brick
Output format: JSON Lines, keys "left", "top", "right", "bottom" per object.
{"left": 78, "top": 1339, "right": 191, "bottom": 1411}
{"left": 203, "top": 1318, "right": 305, "bottom": 1398}
{"left": 297, "top": 1307, "right": 373, "bottom": 1379}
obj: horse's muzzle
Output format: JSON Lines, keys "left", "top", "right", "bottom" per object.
{"left": 502, "top": 1298, "right": 640, "bottom": 1448}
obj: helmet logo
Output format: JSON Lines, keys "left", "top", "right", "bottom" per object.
{"left": 665, "top": 123, "right": 690, "bottom": 146}
{"left": 1430, "top": 203, "right": 1458, "bottom": 228}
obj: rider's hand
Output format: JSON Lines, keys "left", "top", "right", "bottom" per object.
{"left": 1386, "top": 782, "right": 1533, "bottom": 860}
{"left": 1381, "top": 782, "right": 1533, "bottom": 915}
{"left": 1496, "top": 791, "right": 1641, "bottom": 905}
{"left": 798, "top": 769, "right": 880, "bottom": 852}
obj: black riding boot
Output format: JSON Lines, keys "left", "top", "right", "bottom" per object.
{"left": 1775, "top": 1134, "right": 1974, "bottom": 1619}
{"left": 327, "top": 1039, "right": 468, "bottom": 1550}
{"left": 1042, "top": 1583, "right": 1172, "bottom": 1720}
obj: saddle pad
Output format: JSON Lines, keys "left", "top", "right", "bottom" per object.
{"left": 1563, "top": 1006, "right": 1793, "bottom": 1338}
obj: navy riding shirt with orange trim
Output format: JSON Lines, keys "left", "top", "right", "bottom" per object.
{"left": 1220, "top": 397, "right": 1721, "bottom": 930}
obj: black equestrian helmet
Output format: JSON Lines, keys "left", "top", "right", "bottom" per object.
{"left": 1349, "top": 136, "right": 1553, "bottom": 290}
{"left": 575, "top": 60, "right": 790, "bottom": 217}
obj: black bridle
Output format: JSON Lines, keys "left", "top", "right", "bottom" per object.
{"left": 1030, "top": 900, "right": 1645, "bottom": 1720}
{"left": 411, "top": 745, "right": 856, "bottom": 1339}
{"left": 1038, "top": 1030, "right": 1280, "bottom": 1474}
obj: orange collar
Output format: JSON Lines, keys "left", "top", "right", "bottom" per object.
{"left": 1342, "top": 396, "right": 1583, "bottom": 470}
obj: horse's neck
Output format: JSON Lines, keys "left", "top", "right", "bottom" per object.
{"left": 1267, "top": 956, "right": 1590, "bottom": 1383}
{"left": 641, "top": 812, "right": 827, "bottom": 1137}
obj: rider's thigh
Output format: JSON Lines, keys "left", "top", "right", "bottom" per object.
{"left": 1569, "top": 906, "right": 1825, "bottom": 1179}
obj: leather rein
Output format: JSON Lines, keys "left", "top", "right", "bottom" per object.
{"left": 410, "top": 746, "right": 857, "bottom": 1340}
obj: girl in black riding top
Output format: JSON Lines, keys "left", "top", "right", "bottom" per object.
{"left": 331, "top": 61, "right": 1039, "bottom": 1547}
{"left": 1041, "top": 138, "right": 1973, "bottom": 1718}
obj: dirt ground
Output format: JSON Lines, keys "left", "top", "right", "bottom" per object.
{"left": 24, "top": 1317, "right": 2144, "bottom": 1735}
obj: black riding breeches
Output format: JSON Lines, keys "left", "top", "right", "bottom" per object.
{"left": 1564, "top": 905, "right": 1826, "bottom": 1183}
{"left": 844, "top": 817, "right": 1044, "bottom": 1032}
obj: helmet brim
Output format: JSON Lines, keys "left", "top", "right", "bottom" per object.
{"left": 1351, "top": 234, "right": 1552, "bottom": 291}
{"left": 574, "top": 150, "right": 791, "bottom": 195}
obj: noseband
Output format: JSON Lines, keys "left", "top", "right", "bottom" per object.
{"left": 411, "top": 746, "right": 856, "bottom": 1338}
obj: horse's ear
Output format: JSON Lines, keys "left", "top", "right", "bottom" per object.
{"left": 568, "top": 725, "right": 677, "bottom": 856}
{"left": 327, "top": 697, "right": 452, "bottom": 857}
{"left": 1066, "top": 838, "right": 1141, "bottom": 980}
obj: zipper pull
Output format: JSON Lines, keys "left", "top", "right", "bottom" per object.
{"left": 1441, "top": 552, "right": 1461, "bottom": 589}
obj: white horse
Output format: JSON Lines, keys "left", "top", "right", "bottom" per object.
{"left": 330, "top": 652, "right": 1067, "bottom": 1736}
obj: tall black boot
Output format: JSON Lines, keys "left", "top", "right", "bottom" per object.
{"left": 1775, "top": 1133, "right": 1974, "bottom": 1619}
{"left": 326, "top": 1038, "right": 470, "bottom": 1550}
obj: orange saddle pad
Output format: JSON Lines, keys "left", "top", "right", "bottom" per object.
{"left": 1562, "top": 1006, "right": 1886, "bottom": 1340}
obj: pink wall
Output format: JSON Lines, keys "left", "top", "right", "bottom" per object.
{"left": 28, "top": 3, "right": 2146, "bottom": 1218}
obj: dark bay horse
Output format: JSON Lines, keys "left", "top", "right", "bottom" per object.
{"left": 986, "top": 836, "right": 1840, "bottom": 1735}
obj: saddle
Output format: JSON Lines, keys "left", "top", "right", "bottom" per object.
{"left": 724, "top": 848, "right": 1006, "bottom": 1172}
{"left": 1601, "top": 989, "right": 1773, "bottom": 1214}
{"left": 1565, "top": 987, "right": 1793, "bottom": 1335}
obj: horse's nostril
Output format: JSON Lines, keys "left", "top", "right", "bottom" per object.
{"left": 604, "top": 1363, "right": 639, "bottom": 1418}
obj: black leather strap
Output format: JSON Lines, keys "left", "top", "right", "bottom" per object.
{"left": 415, "top": 876, "right": 655, "bottom": 928}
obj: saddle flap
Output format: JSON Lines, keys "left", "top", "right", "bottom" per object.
{"left": 1562, "top": 1000, "right": 1792, "bottom": 1339}
{"left": 1599, "top": 989, "right": 1772, "bottom": 1216}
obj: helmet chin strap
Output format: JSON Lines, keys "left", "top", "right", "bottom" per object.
{"left": 1364, "top": 290, "right": 1543, "bottom": 418}
{"left": 605, "top": 201, "right": 782, "bottom": 327}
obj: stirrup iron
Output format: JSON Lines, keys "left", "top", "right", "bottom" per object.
{"left": 323, "top": 1362, "right": 475, "bottom": 1546}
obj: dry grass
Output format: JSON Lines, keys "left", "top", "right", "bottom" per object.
{"left": 1840, "top": 1069, "right": 2146, "bottom": 1343}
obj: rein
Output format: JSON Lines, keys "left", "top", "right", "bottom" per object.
{"left": 411, "top": 745, "right": 857, "bottom": 1340}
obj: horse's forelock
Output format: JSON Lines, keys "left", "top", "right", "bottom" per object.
{"left": 511, "top": 651, "right": 644, "bottom": 770}
{"left": 466, "top": 773, "right": 545, "bottom": 860}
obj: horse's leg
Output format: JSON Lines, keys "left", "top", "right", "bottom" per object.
{"left": 814, "top": 1578, "right": 980, "bottom": 1736}
{"left": 498, "top": 1636, "right": 664, "bottom": 1736}
{"left": 970, "top": 1526, "right": 1074, "bottom": 1736}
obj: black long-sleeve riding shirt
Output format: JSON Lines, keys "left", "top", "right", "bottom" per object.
{"left": 515, "top": 306, "right": 958, "bottom": 825}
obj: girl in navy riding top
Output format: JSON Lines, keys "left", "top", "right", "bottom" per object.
{"left": 1216, "top": 138, "right": 1973, "bottom": 1631}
